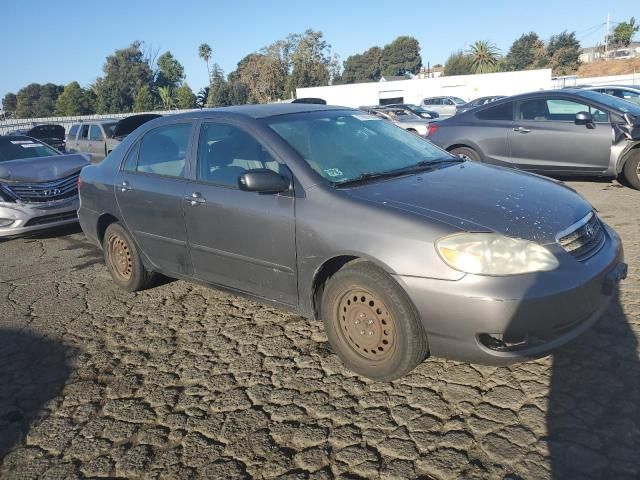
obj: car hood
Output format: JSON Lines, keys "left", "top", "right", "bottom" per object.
{"left": 0, "top": 153, "right": 89, "bottom": 184}
{"left": 113, "top": 113, "right": 162, "bottom": 138}
{"left": 346, "top": 162, "right": 592, "bottom": 244}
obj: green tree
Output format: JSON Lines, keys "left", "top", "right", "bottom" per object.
{"left": 380, "top": 36, "right": 422, "bottom": 77}
{"left": 157, "top": 86, "right": 175, "bottom": 110}
{"left": 234, "top": 53, "right": 286, "bottom": 103}
{"left": 2, "top": 93, "right": 17, "bottom": 116}
{"left": 196, "top": 87, "right": 209, "bottom": 108}
{"left": 612, "top": 17, "right": 639, "bottom": 47}
{"left": 55, "top": 82, "right": 94, "bottom": 115}
{"left": 286, "top": 30, "right": 337, "bottom": 93}
{"left": 133, "top": 85, "right": 155, "bottom": 112}
{"left": 175, "top": 83, "right": 196, "bottom": 109}
{"left": 156, "top": 51, "right": 185, "bottom": 89}
{"left": 547, "top": 31, "right": 581, "bottom": 75}
{"left": 443, "top": 51, "right": 474, "bottom": 76}
{"left": 14, "top": 83, "right": 63, "bottom": 118}
{"left": 198, "top": 43, "right": 213, "bottom": 83}
{"left": 504, "top": 32, "right": 548, "bottom": 71}
{"left": 467, "top": 40, "right": 500, "bottom": 73}
{"left": 96, "top": 41, "right": 153, "bottom": 113}
{"left": 341, "top": 46, "right": 382, "bottom": 83}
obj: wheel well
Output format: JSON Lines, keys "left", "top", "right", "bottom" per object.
{"left": 446, "top": 143, "right": 474, "bottom": 153}
{"left": 312, "top": 255, "right": 359, "bottom": 319}
{"left": 620, "top": 144, "right": 640, "bottom": 173}
{"left": 97, "top": 214, "right": 119, "bottom": 246}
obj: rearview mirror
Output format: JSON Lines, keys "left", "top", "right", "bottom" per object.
{"left": 238, "top": 169, "right": 290, "bottom": 193}
{"left": 575, "top": 111, "right": 594, "bottom": 128}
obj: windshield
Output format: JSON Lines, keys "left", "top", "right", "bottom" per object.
{"left": 452, "top": 97, "right": 467, "bottom": 105}
{"left": 266, "top": 110, "right": 453, "bottom": 184}
{"left": 0, "top": 137, "right": 60, "bottom": 162}
{"left": 102, "top": 122, "right": 118, "bottom": 138}
{"left": 576, "top": 90, "right": 640, "bottom": 116}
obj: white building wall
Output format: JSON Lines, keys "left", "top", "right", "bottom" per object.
{"left": 296, "top": 69, "right": 553, "bottom": 107}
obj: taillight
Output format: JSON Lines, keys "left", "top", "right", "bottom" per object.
{"left": 427, "top": 124, "right": 439, "bottom": 137}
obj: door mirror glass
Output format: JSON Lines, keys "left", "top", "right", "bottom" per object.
{"left": 575, "top": 111, "right": 594, "bottom": 126}
{"left": 238, "top": 169, "right": 289, "bottom": 193}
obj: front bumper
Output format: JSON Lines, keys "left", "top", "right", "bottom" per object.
{"left": 395, "top": 225, "right": 625, "bottom": 365}
{"left": 0, "top": 198, "right": 79, "bottom": 238}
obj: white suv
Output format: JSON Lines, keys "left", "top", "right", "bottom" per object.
{"left": 421, "top": 96, "right": 467, "bottom": 117}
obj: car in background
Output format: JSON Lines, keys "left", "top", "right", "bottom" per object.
{"left": 78, "top": 104, "right": 626, "bottom": 380}
{"left": 292, "top": 97, "right": 327, "bottom": 104}
{"left": 359, "top": 106, "right": 433, "bottom": 136}
{"left": 421, "top": 96, "right": 467, "bottom": 117}
{"left": 579, "top": 85, "right": 640, "bottom": 105}
{"left": 456, "top": 95, "right": 507, "bottom": 114}
{"left": 67, "top": 114, "right": 160, "bottom": 162}
{"left": 427, "top": 89, "right": 640, "bottom": 189}
{"left": 0, "top": 136, "right": 89, "bottom": 237}
{"left": 7, "top": 124, "right": 67, "bottom": 151}
{"left": 385, "top": 103, "right": 439, "bottom": 119}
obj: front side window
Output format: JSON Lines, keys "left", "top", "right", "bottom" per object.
{"left": 136, "top": 123, "right": 191, "bottom": 177}
{"left": 78, "top": 124, "right": 90, "bottom": 140}
{"left": 452, "top": 97, "right": 466, "bottom": 105}
{"left": 266, "top": 110, "right": 452, "bottom": 184}
{"left": 519, "top": 98, "right": 609, "bottom": 123}
{"left": 197, "top": 123, "right": 282, "bottom": 187}
{"left": 68, "top": 124, "right": 79, "bottom": 139}
{"left": 89, "top": 124, "right": 103, "bottom": 141}
{"left": 476, "top": 102, "right": 514, "bottom": 121}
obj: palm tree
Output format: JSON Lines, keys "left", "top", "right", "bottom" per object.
{"left": 158, "top": 86, "right": 175, "bottom": 110}
{"left": 198, "top": 43, "right": 213, "bottom": 83}
{"left": 467, "top": 40, "right": 500, "bottom": 74}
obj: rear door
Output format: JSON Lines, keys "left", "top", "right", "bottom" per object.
{"left": 183, "top": 121, "right": 297, "bottom": 305}
{"left": 66, "top": 124, "right": 80, "bottom": 151}
{"left": 114, "top": 121, "right": 194, "bottom": 276}
{"left": 508, "top": 96, "right": 612, "bottom": 173}
{"left": 89, "top": 124, "right": 107, "bottom": 161}
{"left": 470, "top": 101, "right": 515, "bottom": 166}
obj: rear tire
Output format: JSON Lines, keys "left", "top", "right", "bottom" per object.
{"left": 623, "top": 151, "right": 640, "bottom": 190}
{"left": 450, "top": 146, "right": 480, "bottom": 162}
{"left": 103, "top": 222, "right": 154, "bottom": 292}
{"left": 321, "top": 261, "right": 429, "bottom": 381}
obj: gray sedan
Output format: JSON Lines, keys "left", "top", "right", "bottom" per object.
{"left": 78, "top": 104, "right": 626, "bottom": 380}
{"left": 427, "top": 89, "right": 640, "bottom": 189}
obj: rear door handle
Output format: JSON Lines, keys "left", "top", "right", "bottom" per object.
{"left": 120, "top": 180, "right": 132, "bottom": 192}
{"left": 185, "top": 192, "right": 206, "bottom": 206}
{"left": 513, "top": 127, "right": 531, "bottom": 133}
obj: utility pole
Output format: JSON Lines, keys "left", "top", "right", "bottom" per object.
{"left": 604, "top": 12, "right": 611, "bottom": 54}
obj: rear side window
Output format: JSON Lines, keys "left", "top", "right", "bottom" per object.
{"left": 68, "top": 124, "right": 79, "bottom": 139}
{"left": 476, "top": 102, "right": 513, "bottom": 121}
{"left": 89, "top": 124, "right": 104, "bottom": 141}
{"left": 78, "top": 124, "right": 90, "bottom": 140}
{"left": 136, "top": 123, "right": 191, "bottom": 177}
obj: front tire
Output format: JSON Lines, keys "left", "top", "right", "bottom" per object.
{"left": 321, "top": 261, "right": 429, "bottom": 381}
{"left": 623, "top": 151, "right": 640, "bottom": 190}
{"left": 450, "top": 146, "right": 480, "bottom": 162}
{"left": 103, "top": 222, "right": 154, "bottom": 292}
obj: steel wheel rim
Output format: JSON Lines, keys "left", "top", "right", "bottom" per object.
{"left": 335, "top": 288, "right": 396, "bottom": 361}
{"left": 108, "top": 234, "right": 133, "bottom": 280}
{"left": 457, "top": 153, "right": 472, "bottom": 161}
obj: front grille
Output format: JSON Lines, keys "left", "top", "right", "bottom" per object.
{"left": 5, "top": 172, "right": 79, "bottom": 203}
{"left": 24, "top": 211, "right": 77, "bottom": 227}
{"left": 557, "top": 212, "right": 605, "bottom": 261}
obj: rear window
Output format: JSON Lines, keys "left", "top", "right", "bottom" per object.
{"left": 476, "top": 102, "right": 514, "bottom": 121}
{"left": 0, "top": 138, "right": 60, "bottom": 162}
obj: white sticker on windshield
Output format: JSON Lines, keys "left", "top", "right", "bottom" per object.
{"left": 352, "top": 114, "right": 381, "bottom": 121}
{"left": 20, "top": 143, "right": 40, "bottom": 148}
{"left": 11, "top": 140, "right": 34, "bottom": 144}
{"left": 324, "top": 168, "right": 343, "bottom": 177}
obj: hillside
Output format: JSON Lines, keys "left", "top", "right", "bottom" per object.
{"left": 577, "top": 58, "right": 640, "bottom": 78}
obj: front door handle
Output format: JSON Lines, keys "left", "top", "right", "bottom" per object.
{"left": 185, "top": 191, "right": 206, "bottom": 206}
{"left": 120, "top": 180, "right": 132, "bottom": 192}
{"left": 513, "top": 126, "right": 532, "bottom": 133}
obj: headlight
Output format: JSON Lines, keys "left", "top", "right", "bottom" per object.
{"left": 436, "top": 233, "right": 559, "bottom": 276}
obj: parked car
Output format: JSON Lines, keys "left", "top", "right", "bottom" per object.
{"left": 421, "top": 96, "right": 467, "bottom": 117}
{"left": 579, "top": 85, "right": 640, "bottom": 105}
{"left": 385, "top": 103, "right": 440, "bottom": 119}
{"left": 8, "top": 124, "right": 67, "bottom": 151}
{"left": 78, "top": 104, "right": 626, "bottom": 381}
{"left": 67, "top": 114, "right": 160, "bottom": 162}
{"left": 427, "top": 89, "right": 640, "bottom": 189}
{"left": 0, "top": 136, "right": 89, "bottom": 237}
{"left": 292, "top": 97, "right": 327, "bottom": 104}
{"left": 456, "top": 95, "right": 507, "bottom": 114}
{"left": 359, "top": 106, "right": 432, "bottom": 136}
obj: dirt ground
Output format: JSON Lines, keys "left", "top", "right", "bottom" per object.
{"left": 0, "top": 179, "right": 638, "bottom": 479}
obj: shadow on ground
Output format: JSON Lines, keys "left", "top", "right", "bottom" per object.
{"left": 548, "top": 295, "right": 640, "bottom": 479}
{"left": 0, "top": 329, "right": 74, "bottom": 459}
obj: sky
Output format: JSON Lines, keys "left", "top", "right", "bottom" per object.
{"left": 0, "top": 0, "right": 637, "bottom": 100}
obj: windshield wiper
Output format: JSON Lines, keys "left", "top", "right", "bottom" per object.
{"left": 335, "top": 170, "right": 412, "bottom": 187}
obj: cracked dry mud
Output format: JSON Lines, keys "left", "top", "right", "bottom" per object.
{"left": 0, "top": 180, "right": 639, "bottom": 479}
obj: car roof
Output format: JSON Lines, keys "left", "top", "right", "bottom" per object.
{"left": 170, "top": 103, "right": 349, "bottom": 121}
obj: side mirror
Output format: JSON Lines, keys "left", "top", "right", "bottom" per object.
{"left": 238, "top": 169, "right": 290, "bottom": 193}
{"left": 575, "top": 111, "right": 594, "bottom": 128}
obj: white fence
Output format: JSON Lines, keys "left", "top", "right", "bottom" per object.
{"left": 0, "top": 109, "right": 197, "bottom": 136}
